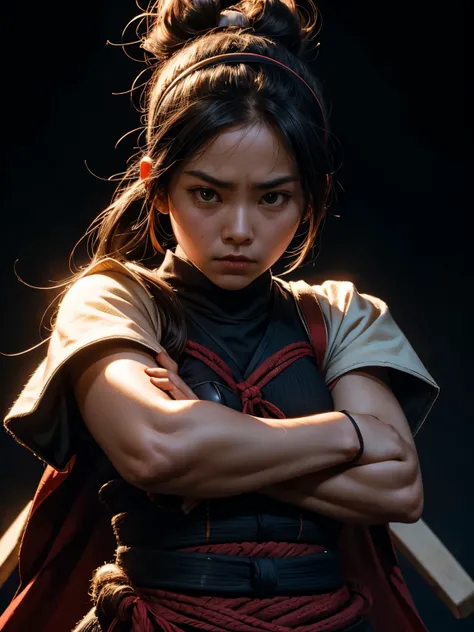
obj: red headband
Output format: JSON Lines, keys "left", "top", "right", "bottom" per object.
{"left": 156, "top": 52, "right": 329, "bottom": 140}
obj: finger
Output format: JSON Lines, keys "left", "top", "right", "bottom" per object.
{"left": 144, "top": 367, "right": 169, "bottom": 378}
{"left": 149, "top": 377, "right": 188, "bottom": 400}
{"left": 149, "top": 377, "right": 174, "bottom": 391}
{"left": 156, "top": 349, "right": 178, "bottom": 373}
{"left": 167, "top": 372, "right": 199, "bottom": 400}
{"left": 155, "top": 369, "right": 199, "bottom": 401}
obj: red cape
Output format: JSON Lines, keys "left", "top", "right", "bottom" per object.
{"left": 0, "top": 283, "right": 428, "bottom": 631}
{"left": 0, "top": 457, "right": 427, "bottom": 632}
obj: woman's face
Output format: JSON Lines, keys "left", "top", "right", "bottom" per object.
{"left": 165, "top": 122, "right": 305, "bottom": 290}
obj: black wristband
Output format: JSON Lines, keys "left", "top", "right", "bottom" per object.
{"left": 339, "top": 410, "right": 364, "bottom": 464}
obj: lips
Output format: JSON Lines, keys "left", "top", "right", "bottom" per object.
{"left": 218, "top": 255, "right": 253, "bottom": 262}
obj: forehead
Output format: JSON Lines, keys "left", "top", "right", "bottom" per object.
{"left": 185, "top": 123, "right": 297, "bottom": 176}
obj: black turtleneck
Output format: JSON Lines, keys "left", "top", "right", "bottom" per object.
{"left": 100, "top": 253, "right": 352, "bottom": 616}
{"left": 158, "top": 250, "right": 273, "bottom": 372}
{"left": 156, "top": 249, "right": 334, "bottom": 419}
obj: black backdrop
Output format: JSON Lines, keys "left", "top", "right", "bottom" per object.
{"left": 0, "top": 1, "right": 470, "bottom": 630}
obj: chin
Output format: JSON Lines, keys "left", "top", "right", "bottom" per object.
{"left": 211, "top": 273, "right": 256, "bottom": 291}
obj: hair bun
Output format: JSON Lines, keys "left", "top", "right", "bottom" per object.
{"left": 142, "top": 0, "right": 317, "bottom": 60}
{"left": 143, "top": 0, "right": 221, "bottom": 60}
{"left": 236, "top": 0, "right": 315, "bottom": 56}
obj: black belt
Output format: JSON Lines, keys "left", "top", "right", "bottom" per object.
{"left": 113, "top": 509, "right": 341, "bottom": 549}
{"left": 116, "top": 547, "right": 344, "bottom": 597}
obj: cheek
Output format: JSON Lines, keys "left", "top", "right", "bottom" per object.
{"left": 168, "top": 193, "right": 196, "bottom": 236}
{"left": 264, "top": 210, "right": 302, "bottom": 244}
{"left": 169, "top": 206, "right": 212, "bottom": 255}
{"left": 170, "top": 213, "right": 198, "bottom": 242}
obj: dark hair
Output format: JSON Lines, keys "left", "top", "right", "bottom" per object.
{"left": 76, "top": 0, "right": 333, "bottom": 359}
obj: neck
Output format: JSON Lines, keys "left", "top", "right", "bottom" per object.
{"left": 157, "top": 249, "right": 273, "bottom": 322}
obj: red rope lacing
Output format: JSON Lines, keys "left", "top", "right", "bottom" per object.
{"left": 107, "top": 544, "right": 371, "bottom": 632}
{"left": 107, "top": 341, "right": 371, "bottom": 631}
{"left": 185, "top": 340, "right": 315, "bottom": 418}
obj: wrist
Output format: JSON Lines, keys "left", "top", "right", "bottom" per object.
{"left": 338, "top": 410, "right": 364, "bottom": 464}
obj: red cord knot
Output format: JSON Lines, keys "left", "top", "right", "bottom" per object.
{"left": 109, "top": 593, "right": 178, "bottom": 631}
{"left": 116, "top": 595, "right": 140, "bottom": 621}
{"left": 108, "top": 594, "right": 152, "bottom": 631}
{"left": 237, "top": 383, "right": 262, "bottom": 405}
{"left": 236, "top": 382, "right": 283, "bottom": 417}
{"left": 185, "top": 339, "right": 315, "bottom": 419}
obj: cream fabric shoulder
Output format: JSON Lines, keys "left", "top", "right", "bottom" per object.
{"left": 289, "top": 279, "right": 439, "bottom": 435}
{"left": 4, "top": 259, "right": 164, "bottom": 469}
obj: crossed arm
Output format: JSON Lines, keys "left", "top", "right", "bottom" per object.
{"left": 144, "top": 353, "right": 423, "bottom": 525}
{"left": 72, "top": 346, "right": 422, "bottom": 526}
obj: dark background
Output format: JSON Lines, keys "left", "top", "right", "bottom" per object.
{"left": 0, "top": 1, "right": 470, "bottom": 630}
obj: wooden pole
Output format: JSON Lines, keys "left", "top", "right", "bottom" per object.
{"left": 390, "top": 521, "right": 474, "bottom": 619}
{"left": 0, "top": 501, "right": 31, "bottom": 589}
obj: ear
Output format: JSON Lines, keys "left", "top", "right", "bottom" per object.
{"left": 154, "top": 190, "right": 170, "bottom": 215}
{"left": 140, "top": 157, "right": 170, "bottom": 215}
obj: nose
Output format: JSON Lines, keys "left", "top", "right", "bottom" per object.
{"left": 221, "top": 204, "right": 254, "bottom": 246}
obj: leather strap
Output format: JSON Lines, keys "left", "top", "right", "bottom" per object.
{"left": 288, "top": 281, "right": 327, "bottom": 369}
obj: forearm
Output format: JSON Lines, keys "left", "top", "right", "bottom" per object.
{"left": 142, "top": 401, "right": 361, "bottom": 497}
{"left": 263, "top": 450, "right": 423, "bottom": 524}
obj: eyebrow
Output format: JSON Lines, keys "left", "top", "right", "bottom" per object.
{"left": 183, "top": 170, "right": 299, "bottom": 190}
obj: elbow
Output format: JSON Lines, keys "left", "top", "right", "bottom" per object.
{"left": 404, "top": 488, "right": 424, "bottom": 523}
{"left": 392, "top": 482, "right": 424, "bottom": 523}
{"left": 115, "top": 432, "right": 185, "bottom": 492}
{"left": 122, "top": 455, "right": 174, "bottom": 492}
{"left": 116, "top": 403, "right": 208, "bottom": 493}
{"left": 391, "top": 449, "right": 424, "bottom": 523}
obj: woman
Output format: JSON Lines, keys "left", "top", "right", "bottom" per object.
{"left": 0, "top": 1, "right": 439, "bottom": 631}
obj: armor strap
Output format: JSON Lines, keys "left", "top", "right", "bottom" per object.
{"left": 288, "top": 281, "right": 327, "bottom": 370}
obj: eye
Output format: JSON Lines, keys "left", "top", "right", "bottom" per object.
{"left": 190, "top": 187, "right": 220, "bottom": 203}
{"left": 261, "top": 191, "right": 291, "bottom": 207}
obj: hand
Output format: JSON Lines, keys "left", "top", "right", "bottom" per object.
{"left": 346, "top": 412, "right": 408, "bottom": 466}
{"left": 144, "top": 350, "right": 198, "bottom": 401}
